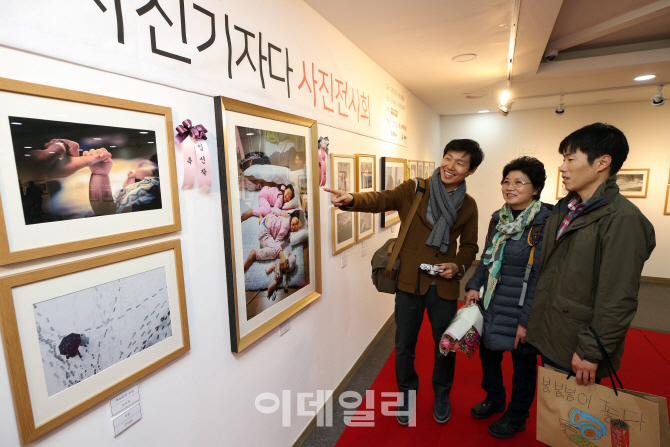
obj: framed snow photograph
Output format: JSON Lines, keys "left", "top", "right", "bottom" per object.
{"left": 214, "top": 97, "right": 322, "bottom": 353}
{"left": 380, "top": 157, "right": 407, "bottom": 227}
{"left": 355, "top": 154, "right": 376, "bottom": 193}
{"left": 0, "top": 77, "right": 181, "bottom": 266}
{"left": 616, "top": 169, "right": 649, "bottom": 198}
{"left": 332, "top": 208, "right": 355, "bottom": 254}
{"left": 0, "top": 240, "right": 189, "bottom": 444}
{"left": 331, "top": 153, "right": 355, "bottom": 193}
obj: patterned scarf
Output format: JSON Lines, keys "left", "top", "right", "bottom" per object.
{"left": 481, "top": 200, "right": 541, "bottom": 310}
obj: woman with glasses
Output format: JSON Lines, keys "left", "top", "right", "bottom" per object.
{"left": 464, "top": 156, "right": 550, "bottom": 439}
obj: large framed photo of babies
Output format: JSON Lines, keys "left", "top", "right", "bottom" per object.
{"left": 0, "top": 77, "right": 181, "bottom": 266}
{"left": 214, "top": 97, "right": 322, "bottom": 353}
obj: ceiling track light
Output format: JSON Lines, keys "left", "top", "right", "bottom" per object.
{"left": 652, "top": 85, "right": 665, "bottom": 107}
{"left": 555, "top": 95, "right": 565, "bottom": 115}
{"left": 499, "top": 90, "right": 513, "bottom": 116}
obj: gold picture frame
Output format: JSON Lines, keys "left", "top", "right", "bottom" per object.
{"left": 355, "top": 154, "right": 376, "bottom": 193}
{"left": 381, "top": 157, "right": 407, "bottom": 227}
{"left": 0, "top": 240, "right": 189, "bottom": 445}
{"left": 0, "top": 77, "right": 181, "bottom": 266}
{"left": 616, "top": 169, "right": 649, "bottom": 198}
{"left": 665, "top": 185, "right": 670, "bottom": 215}
{"left": 408, "top": 160, "right": 419, "bottom": 179}
{"left": 332, "top": 207, "right": 356, "bottom": 254}
{"left": 355, "top": 212, "right": 375, "bottom": 243}
{"left": 214, "top": 97, "right": 321, "bottom": 353}
{"left": 330, "top": 153, "right": 355, "bottom": 193}
{"left": 556, "top": 167, "right": 569, "bottom": 199}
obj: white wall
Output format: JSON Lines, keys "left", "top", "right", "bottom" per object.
{"left": 0, "top": 40, "right": 439, "bottom": 447}
{"left": 440, "top": 102, "right": 670, "bottom": 278}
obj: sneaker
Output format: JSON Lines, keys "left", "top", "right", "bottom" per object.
{"left": 471, "top": 399, "right": 506, "bottom": 419}
{"left": 488, "top": 413, "right": 526, "bottom": 439}
{"left": 433, "top": 395, "right": 451, "bottom": 424}
{"left": 396, "top": 393, "right": 415, "bottom": 426}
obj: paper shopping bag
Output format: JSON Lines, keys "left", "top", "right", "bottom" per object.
{"left": 536, "top": 365, "right": 670, "bottom": 447}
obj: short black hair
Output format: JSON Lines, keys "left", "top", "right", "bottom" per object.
{"left": 558, "top": 123, "right": 628, "bottom": 175}
{"left": 502, "top": 156, "right": 546, "bottom": 199}
{"left": 442, "top": 139, "right": 484, "bottom": 170}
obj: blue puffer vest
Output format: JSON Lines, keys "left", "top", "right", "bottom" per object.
{"left": 465, "top": 204, "right": 551, "bottom": 353}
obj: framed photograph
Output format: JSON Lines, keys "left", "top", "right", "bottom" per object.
{"left": 429, "top": 162, "right": 436, "bottom": 176}
{"left": 408, "top": 160, "right": 418, "bottom": 179}
{"left": 355, "top": 154, "right": 376, "bottom": 193}
{"left": 0, "top": 77, "right": 181, "bottom": 266}
{"left": 356, "top": 212, "right": 375, "bottom": 242}
{"left": 556, "top": 167, "right": 569, "bottom": 199}
{"left": 331, "top": 153, "right": 355, "bottom": 193}
{"left": 332, "top": 208, "right": 355, "bottom": 254}
{"left": 665, "top": 185, "right": 670, "bottom": 215}
{"left": 423, "top": 161, "right": 431, "bottom": 178}
{"left": 381, "top": 157, "right": 408, "bottom": 227}
{"left": 417, "top": 161, "right": 424, "bottom": 179}
{"left": 616, "top": 169, "right": 649, "bottom": 198}
{"left": 214, "top": 97, "right": 321, "bottom": 353}
{"left": 0, "top": 240, "right": 189, "bottom": 444}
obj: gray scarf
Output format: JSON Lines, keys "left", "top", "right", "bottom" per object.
{"left": 426, "top": 169, "right": 466, "bottom": 254}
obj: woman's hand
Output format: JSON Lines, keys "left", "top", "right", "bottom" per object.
{"left": 514, "top": 325, "right": 527, "bottom": 349}
{"left": 464, "top": 289, "right": 480, "bottom": 306}
{"left": 324, "top": 188, "right": 353, "bottom": 207}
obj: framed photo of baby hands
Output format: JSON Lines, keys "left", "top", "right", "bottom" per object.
{"left": 0, "top": 77, "right": 181, "bottom": 266}
{"left": 214, "top": 97, "right": 322, "bottom": 353}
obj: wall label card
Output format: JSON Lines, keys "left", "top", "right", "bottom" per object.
{"left": 279, "top": 320, "right": 290, "bottom": 337}
{"left": 113, "top": 403, "right": 142, "bottom": 436}
{"left": 110, "top": 384, "right": 140, "bottom": 417}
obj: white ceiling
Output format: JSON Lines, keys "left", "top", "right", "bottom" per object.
{"left": 304, "top": 0, "right": 670, "bottom": 115}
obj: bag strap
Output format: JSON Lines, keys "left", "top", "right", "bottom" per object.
{"left": 518, "top": 223, "right": 544, "bottom": 307}
{"left": 385, "top": 178, "right": 426, "bottom": 270}
{"left": 588, "top": 326, "right": 624, "bottom": 395}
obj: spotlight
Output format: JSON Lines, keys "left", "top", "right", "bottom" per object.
{"left": 652, "top": 85, "right": 665, "bottom": 107}
{"left": 499, "top": 90, "right": 512, "bottom": 116}
{"left": 555, "top": 95, "right": 565, "bottom": 115}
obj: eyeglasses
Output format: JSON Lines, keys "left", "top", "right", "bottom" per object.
{"left": 501, "top": 179, "right": 531, "bottom": 188}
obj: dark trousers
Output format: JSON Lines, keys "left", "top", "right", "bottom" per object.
{"left": 394, "top": 285, "right": 457, "bottom": 397}
{"left": 479, "top": 344, "right": 538, "bottom": 421}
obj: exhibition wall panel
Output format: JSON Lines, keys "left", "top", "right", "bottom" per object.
{"left": 0, "top": 40, "right": 439, "bottom": 447}
{"left": 440, "top": 102, "right": 670, "bottom": 278}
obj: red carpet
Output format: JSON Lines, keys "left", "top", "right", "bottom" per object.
{"left": 335, "top": 313, "right": 670, "bottom": 446}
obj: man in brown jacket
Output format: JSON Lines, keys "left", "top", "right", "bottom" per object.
{"left": 527, "top": 123, "right": 655, "bottom": 389}
{"left": 326, "top": 140, "right": 482, "bottom": 425}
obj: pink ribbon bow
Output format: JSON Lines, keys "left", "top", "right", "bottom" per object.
{"left": 175, "top": 119, "right": 208, "bottom": 143}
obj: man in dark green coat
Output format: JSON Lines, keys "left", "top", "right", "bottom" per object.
{"left": 527, "top": 123, "right": 655, "bottom": 386}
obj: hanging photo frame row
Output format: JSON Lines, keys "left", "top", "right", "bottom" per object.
{"left": 381, "top": 157, "right": 408, "bottom": 227}
{"left": 0, "top": 240, "right": 189, "bottom": 445}
{"left": 408, "top": 159, "right": 435, "bottom": 180}
{"left": 0, "top": 77, "right": 181, "bottom": 266}
{"left": 214, "top": 97, "right": 322, "bottom": 353}
{"left": 556, "top": 167, "right": 650, "bottom": 199}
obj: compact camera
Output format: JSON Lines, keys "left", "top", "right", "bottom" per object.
{"left": 419, "top": 263, "right": 444, "bottom": 276}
